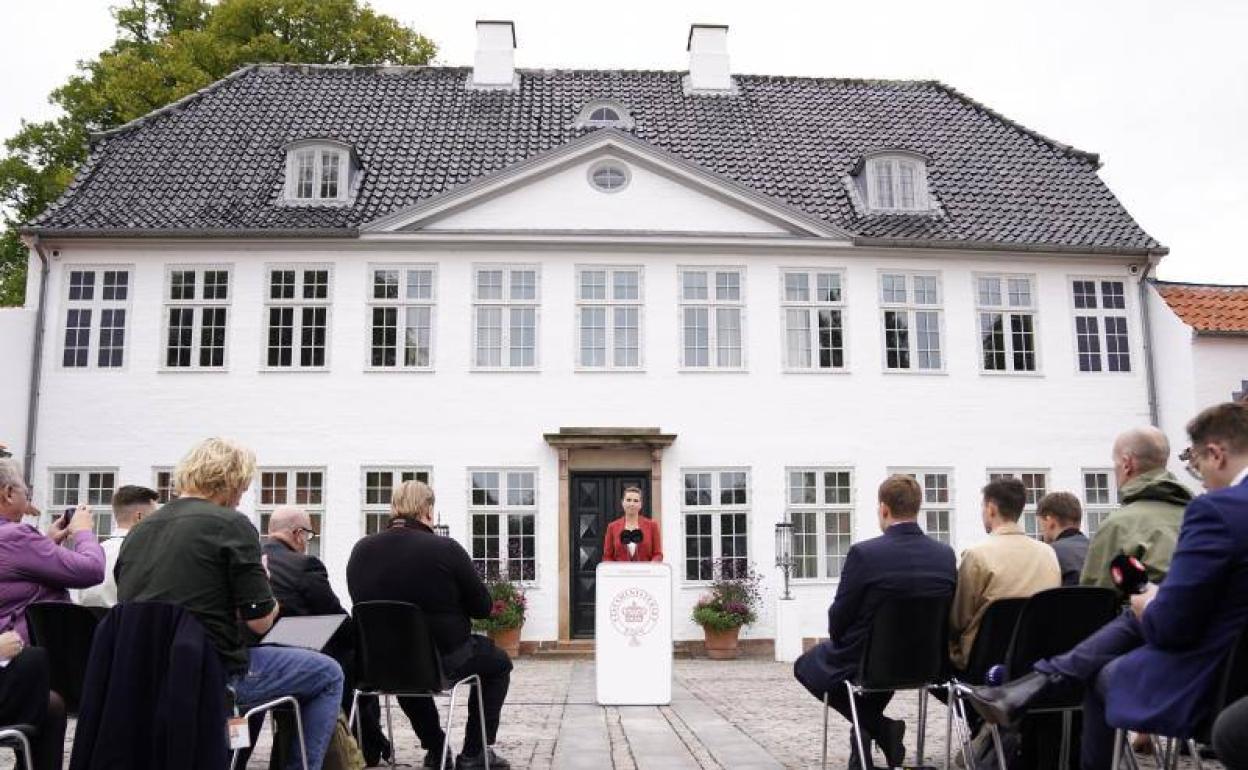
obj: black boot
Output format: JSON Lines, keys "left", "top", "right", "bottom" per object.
{"left": 847, "top": 729, "right": 876, "bottom": 770}
{"left": 963, "top": 671, "right": 1068, "bottom": 726}
{"left": 878, "top": 718, "right": 906, "bottom": 768}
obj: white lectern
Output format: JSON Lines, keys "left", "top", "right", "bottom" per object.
{"left": 595, "top": 561, "right": 672, "bottom": 705}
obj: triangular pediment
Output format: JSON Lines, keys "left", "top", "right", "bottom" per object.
{"left": 362, "top": 130, "right": 848, "bottom": 239}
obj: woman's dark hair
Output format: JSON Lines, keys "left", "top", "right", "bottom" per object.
{"left": 621, "top": 486, "right": 643, "bottom": 499}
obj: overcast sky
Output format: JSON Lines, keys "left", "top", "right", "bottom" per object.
{"left": 2, "top": 0, "right": 1244, "bottom": 282}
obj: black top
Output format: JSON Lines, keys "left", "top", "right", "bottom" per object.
{"left": 261, "top": 539, "right": 352, "bottom": 656}
{"left": 115, "top": 497, "right": 275, "bottom": 673}
{"left": 1052, "top": 528, "right": 1091, "bottom": 587}
{"left": 346, "top": 519, "right": 492, "bottom": 654}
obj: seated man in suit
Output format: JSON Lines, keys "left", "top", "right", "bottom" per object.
{"left": 794, "top": 475, "right": 957, "bottom": 769}
{"left": 967, "top": 402, "right": 1248, "bottom": 770}
{"left": 1037, "top": 492, "right": 1089, "bottom": 587}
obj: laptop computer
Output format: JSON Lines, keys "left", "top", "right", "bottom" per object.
{"left": 259, "top": 614, "right": 348, "bottom": 652}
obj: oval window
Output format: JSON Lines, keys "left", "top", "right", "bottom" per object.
{"left": 589, "top": 162, "right": 629, "bottom": 193}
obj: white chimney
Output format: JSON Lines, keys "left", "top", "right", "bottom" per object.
{"left": 687, "top": 24, "right": 732, "bottom": 93}
{"left": 472, "top": 20, "right": 516, "bottom": 87}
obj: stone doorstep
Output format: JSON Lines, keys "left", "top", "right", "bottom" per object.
{"left": 521, "top": 639, "right": 776, "bottom": 660}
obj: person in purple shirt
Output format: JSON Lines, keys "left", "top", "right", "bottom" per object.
{"left": 0, "top": 457, "right": 104, "bottom": 770}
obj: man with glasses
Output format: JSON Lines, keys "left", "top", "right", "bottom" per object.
{"left": 967, "top": 402, "right": 1248, "bottom": 769}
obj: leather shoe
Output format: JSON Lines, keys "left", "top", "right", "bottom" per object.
{"left": 456, "top": 747, "right": 511, "bottom": 769}
{"left": 423, "top": 747, "right": 452, "bottom": 769}
{"left": 879, "top": 719, "right": 905, "bottom": 768}
{"left": 963, "top": 671, "right": 1064, "bottom": 726}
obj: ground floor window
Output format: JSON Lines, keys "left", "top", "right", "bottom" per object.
{"left": 361, "top": 466, "right": 432, "bottom": 535}
{"left": 49, "top": 469, "right": 117, "bottom": 537}
{"left": 786, "top": 468, "right": 853, "bottom": 579}
{"left": 681, "top": 469, "right": 751, "bottom": 581}
{"left": 988, "top": 469, "right": 1048, "bottom": 539}
{"left": 257, "top": 468, "right": 325, "bottom": 558}
{"left": 469, "top": 468, "right": 538, "bottom": 581}
{"left": 1082, "top": 469, "right": 1115, "bottom": 537}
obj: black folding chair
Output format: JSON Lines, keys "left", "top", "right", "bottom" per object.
{"left": 1111, "top": 624, "right": 1248, "bottom": 770}
{"left": 0, "top": 725, "right": 34, "bottom": 769}
{"left": 25, "top": 601, "right": 106, "bottom": 714}
{"left": 948, "top": 597, "right": 1028, "bottom": 768}
{"left": 349, "top": 601, "right": 488, "bottom": 770}
{"left": 821, "top": 593, "right": 952, "bottom": 769}
{"left": 984, "top": 587, "right": 1119, "bottom": 770}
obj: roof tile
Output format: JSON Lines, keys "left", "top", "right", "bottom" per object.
{"left": 1155, "top": 281, "right": 1248, "bottom": 334}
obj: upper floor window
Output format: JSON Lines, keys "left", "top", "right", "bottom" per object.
{"left": 473, "top": 266, "right": 539, "bottom": 369}
{"left": 284, "top": 141, "right": 353, "bottom": 203}
{"left": 368, "top": 265, "right": 435, "bottom": 369}
{"left": 680, "top": 267, "right": 746, "bottom": 370}
{"left": 782, "top": 270, "right": 846, "bottom": 371}
{"left": 976, "top": 274, "right": 1038, "bottom": 373}
{"left": 1071, "top": 279, "right": 1131, "bottom": 373}
{"left": 575, "top": 101, "right": 634, "bottom": 129}
{"left": 62, "top": 267, "right": 130, "bottom": 369}
{"left": 577, "top": 266, "right": 643, "bottom": 369}
{"left": 860, "top": 152, "right": 932, "bottom": 213}
{"left": 264, "top": 265, "right": 332, "bottom": 369}
{"left": 880, "top": 272, "right": 943, "bottom": 371}
{"left": 164, "top": 266, "right": 230, "bottom": 369}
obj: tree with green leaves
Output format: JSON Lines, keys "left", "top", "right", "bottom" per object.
{"left": 0, "top": 0, "right": 436, "bottom": 305}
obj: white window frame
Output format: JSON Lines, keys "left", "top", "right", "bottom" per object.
{"left": 1069, "top": 277, "right": 1133, "bottom": 374}
{"left": 467, "top": 467, "right": 539, "bottom": 583}
{"left": 471, "top": 265, "right": 540, "bottom": 371}
{"left": 48, "top": 468, "right": 117, "bottom": 537}
{"left": 152, "top": 467, "right": 176, "bottom": 504}
{"left": 59, "top": 265, "right": 133, "bottom": 371}
{"left": 284, "top": 143, "right": 350, "bottom": 203}
{"left": 974, "top": 273, "right": 1040, "bottom": 375}
{"left": 1081, "top": 468, "right": 1117, "bottom": 538}
{"left": 680, "top": 468, "right": 752, "bottom": 583}
{"left": 678, "top": 267, "right": 748, "bottom": 371}
{"left": 161, "top": 265, "right": 231, "bottom": 371}
{"left": 365, "top": 264, "right": 437, "bottom": 371}
{"left": 878, "top": 271, "right": 945, "bottom": 373}
{"left": 361, "top": 466, "right": 433, "bottom": 536}
{"left": 866, "top": 155, "right": 930, "bottom": 212}
{"left": 893, "top": 467, "right": 955, "bottom": 545}
{"left": 574, "top": 265, "right": 644, "bottom": 371}
{"left": 261, "top": 264, "right": 333, "bottom": 371}
{"left": 780, "top": 269, "right": 848, "bottom": 372}
{"left": 785, "top": 467, "right": 854, "bottom": 582}
{"left": 256, "top": 467, "right": 327, "bottom": 558}
{"left": 987, "top": 469, "right": 1050, "bottom": 540}
{"left": 574, "top": 100, "right": 635, "bottom": 129}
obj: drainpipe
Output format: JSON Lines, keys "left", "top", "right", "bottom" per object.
{"left": 19, "top": 235, "right": 50, "bottom": 486}
{"left": 1137, "top": 257, "right": 1161, "bottom": 427}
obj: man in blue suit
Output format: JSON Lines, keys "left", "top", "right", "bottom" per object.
{"left": 967, "top": 401, "right": 1248, "bottom": 769}
{"left": 794, "top": 475, "right": 957, "bottom": 769}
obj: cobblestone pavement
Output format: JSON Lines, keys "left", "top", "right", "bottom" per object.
{"left": 3, "top": 659, "right": 1220, "bottom": 769}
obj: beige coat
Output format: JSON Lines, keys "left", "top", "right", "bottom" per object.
{"left": 949, "top": 522, "right": 1061, "bottom": 669}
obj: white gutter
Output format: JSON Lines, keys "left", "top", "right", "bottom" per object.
{"left": 18, "top": 235, "right": 50, "bottom": 486}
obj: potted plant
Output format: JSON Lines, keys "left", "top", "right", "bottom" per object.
{"left": 691, "top": 559, "right": 762, "bottom": 659}
{"left": 473, "top": 571, "right": 527, "bottom": 657}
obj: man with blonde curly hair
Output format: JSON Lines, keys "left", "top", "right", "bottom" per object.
{"left": 117, "top": 438, "right": 344, "bottom": 770}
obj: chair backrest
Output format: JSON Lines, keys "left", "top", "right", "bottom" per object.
{"left": 859, "top": 593, "right": 952, "bottom": 690}
{"left": 352, "top": 601, "right": 445, "bottom": 694}
{"left": 962, "top": 597, "right": 1028, "bottom": 684}
{"left": 1005, "top": 586, "right": 1119, "bottom": 678}
{"left": 1212, "top": 624, "right": 1248, "bottom": 713}
{"left": 25, "top": 601, "right": 104, "bottom": 713}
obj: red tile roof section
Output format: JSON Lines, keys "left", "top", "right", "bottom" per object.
{"left": 1155, "top": 281, "right": 1248, "bottom": 334}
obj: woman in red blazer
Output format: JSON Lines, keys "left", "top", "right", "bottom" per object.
{"left": 602, "top": 486, "right": 663, "bottom": 562}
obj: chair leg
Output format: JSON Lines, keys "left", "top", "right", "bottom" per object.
{"left": 1188, "top": 739, "right": 1203, "bottom": 770}
{"left": 822, "top": 691, "right": 829, "bottom": 770}
{"left": 384, "top": 694, "right": 396, "bottom": 770}
{"left": 1060, "top": 710, "right": 1072, "bottom": 770}
{"left": 952, "top": 686, "right": 975, "bottom": 770}
{"left": 348, "top": 690, "right": 362, "bottom": 754}
{"left": 288, "top": 699, "right": 309, "bottom": 770}
{"left": 446, "top": 685, "right": 464, "bottom": 770}
{"left": 846, "top": 681, "right": 869, "bottom": 770}
{"left": 944, "top": 686, "right": 953, "bottom": 770}
{"left": 472, "top": 676, "right": 490, "bottom": 770}
{"left": 916, "top": 686, "right": 927, "bottom": 766}
{"left": 1148, "top": 735, "right": 1166, "bottom": 770}
{"left": 1113, "top": 729, "right": 1124, "bottom": 770}
{"left": 989, "top": 724, "right": 1008, "bottom": 770}
{"left": 4, "top": 732, "right": 35, "bottom": 770}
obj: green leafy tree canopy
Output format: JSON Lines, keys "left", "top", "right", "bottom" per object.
{"left": 0, "top": 0, "right": 436, "bottom": 305}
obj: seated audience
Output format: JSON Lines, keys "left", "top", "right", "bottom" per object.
{"left": 115, "top": 438, "right": 343, "bottom": 770}
{"left": 1081, "top": 426, "right": 1190, "bottom": 588}
{"left": 347, "top": 480, "right": 510, "bottom": 770}
{"left": 966, "top": 402, "right": 1248, "bottom": 770}
{"left": 793, "top": 475, "right": 957, "bottom": 769}
{"left": 950, "top": 477, "right": 1060, "bottom": 672}
{"left": 79, "top": 485, "right": 158, "bottom": 608}
{"left": 0, "top": 458, "right": 103, "bottom": 770}
{"left": 1037, "top": 492, "right": 1089, "bottom": 586}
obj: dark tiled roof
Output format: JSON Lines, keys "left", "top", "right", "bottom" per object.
{"left": 1154, "top": 281, "right": 1248, "bottom": 334}
{"left": 28, "top": 64, "right": 1163, "bottom": 253}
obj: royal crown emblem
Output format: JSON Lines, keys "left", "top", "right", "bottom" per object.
{"left": 609, "top": 588, "right": 660, "bottom": 647}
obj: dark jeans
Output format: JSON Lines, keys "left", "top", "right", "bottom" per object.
{"left": 1214, "top": 695, "right": 1248, "bottom": 770}
{"left": 793, "top": 651, "right": 894, "bottom": 757}
{"left": 0, "top": 647, "right": 66, "bottom": 770}
{"left": 1035, "top": 610, "right": 1143, "bottom": 770}
{"left": 399, "top": 635, "right": 512, "bottom": 758}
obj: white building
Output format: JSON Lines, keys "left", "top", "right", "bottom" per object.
{"left": 5, "top": 22, "right": 1177, "bottom": 649}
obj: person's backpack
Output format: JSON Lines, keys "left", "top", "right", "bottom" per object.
{"left": 322, "top": 713, "right": 365, "bottom": 770}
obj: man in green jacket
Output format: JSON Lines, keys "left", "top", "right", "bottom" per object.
{"left": 1081, "top": 426, "right": 1193, "bottom": 588}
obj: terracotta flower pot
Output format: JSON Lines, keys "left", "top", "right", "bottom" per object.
{"left": 702, "top": 625, "right": 742, "bottom": 660}
{"left": 489, "top": 625, "right": 522, "bottom": 658}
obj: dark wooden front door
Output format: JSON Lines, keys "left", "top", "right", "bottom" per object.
{"left": 569, "top": 472, "right": 652, "bottom": 638}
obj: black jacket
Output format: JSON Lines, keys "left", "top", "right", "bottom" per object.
{"left": 69, "top": 602, "right": 227, "bottom": 770}
{"left": 346, "top": 519, "right": 492, "bottom": 654}
{"left": 261, "top": 539, "right": 352, "bottom": 657}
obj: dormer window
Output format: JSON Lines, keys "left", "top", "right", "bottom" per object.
{"left": 855, "top": 151, "right": 933, "bottom": 214}
{"left": 575, "top": 101, "right": 635, "bottom": 129}
{"left": 284, "top": 140, "right": 355, "bottom": 204}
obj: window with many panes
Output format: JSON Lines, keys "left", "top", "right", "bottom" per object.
{"left": 361, "top": 467, "right": 432, "bottom": 535}
{"left": 152, "top": 468, "right": 176, "bottom": 504}
{"left": 988, "top": 470, "right": 1048, "bottom": 539}
{"left": 257, "top": 469, "right": 325, "bottom": 558}
{"left": 1082, "top": 470, "right": 1116, "bottom": 538}
{"left": 163, "top": 266, "right": 230, "bottom": 369}
{"left": 368, "top": 265, "right": 435, "bottom": 369}
{"left": 786, "top": 468, "right": 853, "bottom": 580}
{"left": 976, "top": 274, "right": 1037, "bottom": 373}
{"left": 682, "top": 469, "right": 750, "bottom": 581}
{"left": 49, "top": 469, "right": 116, "bottom": 537}
{"left": 679, "top": 268, "right": 746, "bottom": 369}
{"left": 866, "top": 155, "right": 930, "bottom": 212}
{"left": 468, "top": 469, "right": 537, "bottom": 581}
{"left": 880, "top": 272, "right": 943, "bottom": 371}
{"left": 893, "top": 468, "right": 954, "bottom": 544}
{"left": 1071, "top": 279, "right": 1131, "bottom": 372}
{"left": 576, "top": 266, "right": 643, "bottom": 369}
{"left": 62, "top": 267, "right": 130, "bottom": 369}
{"left": 285, "top": 145, "right": 350, "bottom": 203}
{"left": 264, "top": 266, "right": 331, "bottom": 369}
{"left": 473, "top": 266, "right": 539, "bottom": 369}
{"left": 782, "top": 270, "right": 846, "bottom": 370}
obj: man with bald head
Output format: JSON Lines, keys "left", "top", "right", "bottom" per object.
{"left": 1080, "top": 426, "right": 1192, "bottom": 588}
